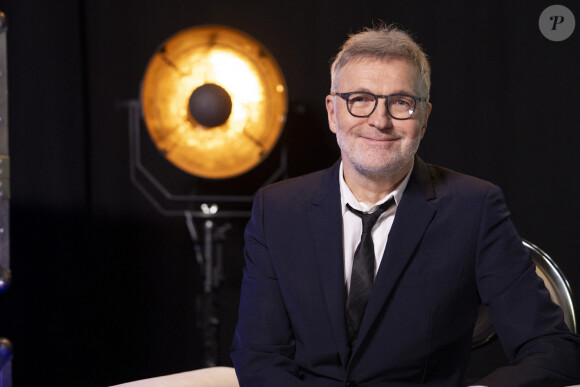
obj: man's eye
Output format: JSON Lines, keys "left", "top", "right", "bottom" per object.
{"left": 392, "top": 98, "right": 412, "bottom": 109}
{"left": 350, "top": 94, "right": 373, "bottom": 103}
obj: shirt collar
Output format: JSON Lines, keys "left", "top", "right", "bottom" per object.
{"left": 339, "top": 160, "right": 413, "bottom": 214}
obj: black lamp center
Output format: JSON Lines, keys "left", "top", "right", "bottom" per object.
{"left": 188, "top": 83, "right": 233, "bottom": 128}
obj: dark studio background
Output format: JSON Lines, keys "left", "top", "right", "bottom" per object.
{"left": 0, "top": 0, "right": 578, "bottom": 386}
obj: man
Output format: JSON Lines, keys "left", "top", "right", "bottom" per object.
{"left": 230, "top": 25, "right": 580, "bottom": 386}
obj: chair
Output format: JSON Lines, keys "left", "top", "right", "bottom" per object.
{"left": 467, "top": 240, "right": 577, "bottom": 381}
{"left": 110, "top": 366, "right": 238, "bottom": 387}
{"left": 472, "top": 239, "right": 577, "bottom": 348}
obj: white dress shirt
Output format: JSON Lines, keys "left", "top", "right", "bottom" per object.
{"left": 339, "top": 161, "right": 413, "bottom": 292}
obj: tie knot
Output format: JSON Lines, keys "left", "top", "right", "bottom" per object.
{"left": 346, "top": 197, "right": 395, "bottom": 234}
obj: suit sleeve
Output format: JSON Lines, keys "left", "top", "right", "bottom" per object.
{"left": 230, "top": 189, "right": 305, "bottom": 386}
{"left": 474, "top": 185, "right": 580, "bottom": 386}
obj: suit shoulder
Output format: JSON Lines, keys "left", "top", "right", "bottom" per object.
{"left": 426, "top": 163, "right": 495, "bottom": 187}
{"left": 259, "top": 167, "right": 333, "bottom": 200}
{"left": 425, "top": 163, "right": 498, "bottom": 196}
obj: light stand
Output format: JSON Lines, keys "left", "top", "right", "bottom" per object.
{"left": 186, "top": 209, "right": 232, "bottom": 367}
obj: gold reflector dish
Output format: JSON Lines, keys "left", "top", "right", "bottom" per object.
{"left": 141, "top": 25, "right": 288, "bottom": 179}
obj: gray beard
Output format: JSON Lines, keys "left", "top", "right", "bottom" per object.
{"left": 336, "top": 133, "right": 421, "bottom": 180}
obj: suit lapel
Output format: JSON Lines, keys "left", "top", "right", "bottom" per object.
{"left": 353, "top": 157, "right": 437, "bottom": 355}
{"left": 307, "top": 161, "right": 351, "bottom": 367}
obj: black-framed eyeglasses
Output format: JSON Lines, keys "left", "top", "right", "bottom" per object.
{"left": 331, "top": 91, "right": 428, "bottom": 120}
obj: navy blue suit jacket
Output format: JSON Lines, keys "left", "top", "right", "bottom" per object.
{"left": 231, "top": 157, "right": 580, "bottom": 386}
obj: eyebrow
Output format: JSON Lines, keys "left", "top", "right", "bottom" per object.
{"left": 350, "top": 88, "right": 416, "bottom": 96}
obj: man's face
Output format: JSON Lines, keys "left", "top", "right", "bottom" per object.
{"left": 326, "top": 57, "right": 431, "bottom": 181}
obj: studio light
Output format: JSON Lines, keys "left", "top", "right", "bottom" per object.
{"left": 127, "top": 25, "right": 288, "bottom": 367}
{"left": 140, "top": 25, "right": 287, "bottom": 179}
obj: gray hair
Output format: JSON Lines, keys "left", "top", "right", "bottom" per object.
{"left": 330, "top": 25, "right": 431, "bottom": 98}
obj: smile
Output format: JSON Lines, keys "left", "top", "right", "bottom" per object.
{"left": 359, "top": 135, "right": 400, "bottom": 143}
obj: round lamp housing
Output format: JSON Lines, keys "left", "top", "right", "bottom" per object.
{"left": 141, "top": 25, "right": 288, "bottom": 179}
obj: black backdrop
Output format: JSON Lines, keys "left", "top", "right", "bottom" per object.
{"left": 0, "top": 0, "right": 578, "bottom": 386}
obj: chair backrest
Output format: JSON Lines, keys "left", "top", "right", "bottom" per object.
{"left": 472, "top": 239, "right": 577, "bottom": 348}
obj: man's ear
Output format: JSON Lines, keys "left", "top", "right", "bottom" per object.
{"left": 326, "top": 95, "right": 337, "bottom": 134}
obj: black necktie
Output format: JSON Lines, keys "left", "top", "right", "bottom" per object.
{"left": 345, "top": 197, "right": 395, "bottom": 346}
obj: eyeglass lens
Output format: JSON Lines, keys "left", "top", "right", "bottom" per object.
{"left": 346, "top": 92, "right": 416, "bottom": 119}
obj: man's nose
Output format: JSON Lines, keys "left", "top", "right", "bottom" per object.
{"left": 367, "top": 99, "right": 392, "bottom": 129}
